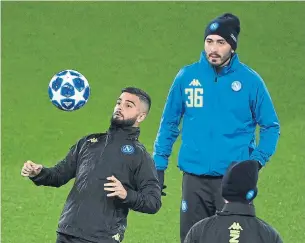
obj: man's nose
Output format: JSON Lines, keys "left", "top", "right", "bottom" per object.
{"left": 210, "top": 45, "right": 218, "bottom": 52}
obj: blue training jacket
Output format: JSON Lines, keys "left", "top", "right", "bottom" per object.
{"left": 153, "top": 51, "right": 280, "bottom": 176}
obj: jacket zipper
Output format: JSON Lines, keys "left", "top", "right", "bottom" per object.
{"left": 99, "top": 134, "right": 111, "bottom": 160}
{"left": 209, "top": 67, "right": 219, "bottom": 173}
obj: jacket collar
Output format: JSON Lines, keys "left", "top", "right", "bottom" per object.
{"left": 217, "top": 202, "right": 256, "bottom": 217}
{"left": 199, "top": 51, "right": 241, "bottom": 75}
{"left": 107, "top": 125, "right": 140, "bottom": 140}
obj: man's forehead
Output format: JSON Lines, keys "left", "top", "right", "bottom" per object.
{"left": 118, "top": 92, "right": 140, "bottom": 103}
{"left": 206, "top": 35, "right": 226, "bottom": 41}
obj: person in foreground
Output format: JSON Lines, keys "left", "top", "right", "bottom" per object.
{"left": 21, "top": 87, "right": 161, "bottom": 243}
{"left": 153, "top": 12, "right": 280, "bottom": 242}
{"left": 184, "top": 160, "right": 283, "bottom": 243}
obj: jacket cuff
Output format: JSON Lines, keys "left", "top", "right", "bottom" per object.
{"left": 122, "top": 189, "right": 137, "bottom": 207}
{"left": 153, "top": 154, "right": 168, "bottom": 170}
{"left": 249, "top": 153, "right": 265, "bottom": 167}
{"left": 29, "top": 168, "right": 48, "bottom": 185}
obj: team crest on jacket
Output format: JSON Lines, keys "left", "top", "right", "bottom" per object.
{"left": 231, "top": 81, "right": 242, "bottom": 92}
{"left": 121, "top": 145, "right": 135, "bottom": 154}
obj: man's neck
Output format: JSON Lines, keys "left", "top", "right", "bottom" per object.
{"left": 215, "top": 56, "right": 231, "bottom": 73}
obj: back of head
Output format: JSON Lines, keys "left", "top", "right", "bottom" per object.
{"left": 222, "top": 160, "right": 259, "bottom": 203}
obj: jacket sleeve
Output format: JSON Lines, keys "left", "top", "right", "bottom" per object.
{"left": 153, "top": 69, "right": 185, "bottom": 171}
{"left": 249, "top": 76, "right": 280, "bottom": 166}
{"left": 183, "top": 219, "right": 208, "bottom": 243}
{"left": 275, "top": 235, "right": 283, "bottom": 243}
{"left": 30, "top": 138, "right": 85, "bottom": 187}
{"left": 184, "top": 227, "right": 197, "bottom": 243}
{"left": 269, "top": 226, "right": 284, "bottom": 243}
{"left": 122, "top": 148, "right": 162, "bottom": 214}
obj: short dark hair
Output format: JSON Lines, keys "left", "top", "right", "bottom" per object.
{"left": 121, "top": 87, "right": 151, "bottom": 112}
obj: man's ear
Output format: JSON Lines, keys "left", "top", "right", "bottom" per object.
{"left": 137, "top": 113, "right": 147, "bottom": 123}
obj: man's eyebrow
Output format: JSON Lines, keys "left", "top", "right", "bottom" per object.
{"left": 126, "top": 100, "right": 136, "bottom": 106}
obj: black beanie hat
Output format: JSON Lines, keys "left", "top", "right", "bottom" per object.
{"left": 222, "top": 160, "right": 259, "bottom": 203}
{"left": 204, "top": 13, "right": 241, "bottom": 50}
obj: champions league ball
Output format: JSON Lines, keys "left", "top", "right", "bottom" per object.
{"left": 48, "top": 70, "right": 90, "bottom": 111}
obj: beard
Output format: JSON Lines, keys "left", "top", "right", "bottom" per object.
{"left": 207, "top": 52, "right": 232, "bottom": 67}
{"left": 110, "top": 114, "right": 137, "bottom": 128}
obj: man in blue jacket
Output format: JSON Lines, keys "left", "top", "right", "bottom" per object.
{"left": 153, "top": 13, "right": 280, "bottom": 243}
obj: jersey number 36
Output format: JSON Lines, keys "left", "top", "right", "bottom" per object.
{"left": 185, "top": 88, "right": 204, "bottom": 107}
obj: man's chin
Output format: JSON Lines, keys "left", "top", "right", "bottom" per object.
{"left": 110, "top": 117, "right": 136, "bottom": 127}
{"left": 208, "top": 58, "right": 222, "bottom": 66}
{"left": 111, "top": 117, "right": 123, "bottom": 125}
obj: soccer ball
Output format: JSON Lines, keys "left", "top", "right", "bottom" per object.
{"left": 48, "top": 69, "right": 90, "bottom": 111}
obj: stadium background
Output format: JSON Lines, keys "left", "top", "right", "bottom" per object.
{"left": 2, "top": 2, "right": 305, "bottom": 243}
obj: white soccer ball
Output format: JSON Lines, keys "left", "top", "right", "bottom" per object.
{"left": 48, "top": 69, "right": 90, "bottom": 111}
